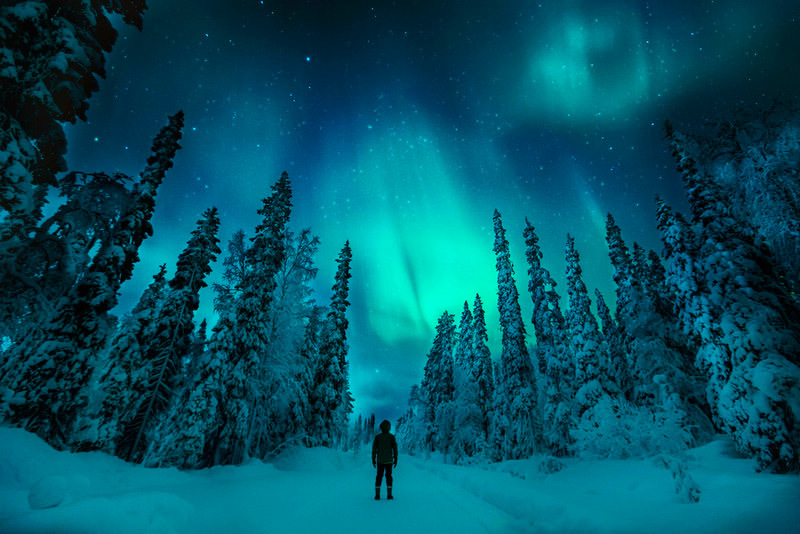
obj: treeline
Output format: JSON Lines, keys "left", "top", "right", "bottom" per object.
{"left": 397, "top": 104, "right": 800, "bottom": 474}
{"left": 0, "top": 2, "right": 354, "bottom": 468}
{"left": 348, "top": 413, "right": 377, "bottom": 452}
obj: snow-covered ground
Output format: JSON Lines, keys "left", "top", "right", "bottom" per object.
{"left": 1, "top": 427, "right": 798, "bottom": 533}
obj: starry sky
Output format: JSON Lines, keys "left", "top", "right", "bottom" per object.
{"left": 63, "top": 0, "right": 799, "bottom": 421}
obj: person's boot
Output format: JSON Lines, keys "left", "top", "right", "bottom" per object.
{"left": 387, "top": 487, "right": 393, "bottom": 500}
{"left": 374, "top": 487, "right": 380, "bottom": 500}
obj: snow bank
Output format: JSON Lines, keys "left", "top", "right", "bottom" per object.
{"left": 411, "top": 438, "right": 800, "bottom": 533}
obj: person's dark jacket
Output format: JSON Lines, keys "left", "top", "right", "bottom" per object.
{"left": 372, "top": 431, "right": 398, "bottom": 465}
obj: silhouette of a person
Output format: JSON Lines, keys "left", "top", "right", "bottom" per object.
{"left": 372, "top": 419, "right": 398, "bottom": 500}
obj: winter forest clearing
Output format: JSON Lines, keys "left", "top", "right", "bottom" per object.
{"left": 2, "top": 427, "right": 799, "bottom": 533}
{"left": 2, "top": 1, "right": 800, "bottom": 533}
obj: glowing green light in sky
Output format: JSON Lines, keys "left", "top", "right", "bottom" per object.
{"left": 522, "top": 9, "right": 650, "bottom": 121}
{"left": 316, "top": 117, "right": 499, "bottom": 348}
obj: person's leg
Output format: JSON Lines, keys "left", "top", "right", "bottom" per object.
{"left": 376, "top": 463, "right": 385, "bottom": 487}
{"left": 375, "top": 463, "right": 384, "bottom": 499}
{"left": 385, "top": 464, "right": 393, "bottom": 499}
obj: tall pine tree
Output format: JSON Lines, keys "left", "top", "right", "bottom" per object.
{"left": 117, "top": 207, "right": 220, "bottom": 462}
{"left": 605, "top": 213, "right": 709, "bottom": 447}
{"left": 88, "top": 264, "right": 168, "bottom": 452}
{"left": 217, "top": 172, "right": 292, "bottom": 464}
{"left": 524, "top": 219, "right": 572, "bottom": 456}
{"left": 564, "top": 235, "right": 608, "bottom": 413}
{"left": 471, "top": 294, "right": 494, "bottom": 443}
{"left": 661, "top": 123, "right": 800, "bottom": 472}
{"left": 310, "top": 241, "right": 354, "bottom": 447}
{"left": 151, "top": 308, "right": 234, "bottom": 468}
{"left": 420, "top": 311, "right": 456, "bottom": 453}
{"left": 492, "top": 210, "right": 540, "bottom": 459}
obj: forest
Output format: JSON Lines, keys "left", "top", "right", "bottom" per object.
{"left": 0, "top": 2, "right": 354, "bottom": 469}
{"left": 396, "top": 110, "right": 800, "bottom": 475}
{"left": 1, "top": 1, "right": 799, "bottom": 482}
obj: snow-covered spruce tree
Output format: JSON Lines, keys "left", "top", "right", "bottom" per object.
{"left": 523, "top": 219, "right": 573, "bottom": 456}
{"left": 452, "top": 378, "right": 484, "bottom": 464}
{"left": 451, "top": 302, "right": 471, "bottom": 414}
{"left": 149, "top": 309, "right": 234, "bottom": 469}
{"left": 564, "top": 234, "right": 614, "bottom": 453}
{"left": 453, "top": 302, "right": 473, "bottom": 372}
{"left": 154, "top": 230, "right": 250, "bottom": 467}
{"left": 655, "top": 201, "right": 703, "bottom": 349}
{"left": 0, "top": 112, "right": 183, "bottom": 448}
{"left": 85, "top": 264, "right": 168, "bottom": 452}
{"left": 289, "top": 306, "right": 323, "bottom": 447}
{"left": 681, "top": 103, "right": 800, "bottom": 293}
{"left": 253, "top": 229, "right": 322, "bottom": 454}
{"left": 470, "top": 294, "right": 495, "bottom": 444}
{"left": 419, "top": 311, "right": 456, "bottom": 454}
{"left": 268, "top": 229, "right": 320, "bottom": 356}
{"left": 211, "top": 228, "right": 247, "bottom": 317}
{"left": 217, "top": 172, "right": 292, "bottom": 464}
{"left": 309, "top": 241, "right": 353, "bottom": 448}
{"left": 523, "top": 219, "right": 565, "bottom": 347}
{"left": 564, "top": 234, "right": 607, "bottom": 408}
{"left": 116, "top": 207, "right": 220, "bottom": 462}
{"left": 492, "top": 210, "right": 540, "bottom": 459}
{"left": 594, "top": 289, "right": 630, "bottom": 400}
{"left": 660, "top": 123, "right": 800, "bottom": 472}
{"left": 0, "top": 0, "right": 147, "bottom": 255}
{"left": 452, "top": 301, "right": 485, "bottom": 463}
{"left": 396, "top": 385, "right": 426, "bottom": 455}
{"left": 605, "top": 213, "right": 711, "bottom": 448}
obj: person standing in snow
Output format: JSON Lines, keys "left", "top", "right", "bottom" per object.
{"left": 372, "top": 419, "right": 398, "bottom": 500}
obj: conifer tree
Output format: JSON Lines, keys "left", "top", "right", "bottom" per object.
{"left": 453, "top": 302, "right": 474, "bottom": 372}
{"left": 219, "top": 172, "right": 292, "bottom": 464}
{"left": 660, "top": 123, "right": 800, "bottom": 472}
{"left": 671, "top": 104, "right": 800, "bottom": 292}
{"left": 655, "top": 199, "right": 701, "bottom": 341}
{"left": 89, "top": 264, "right": 168, "bottom": 452}
{"left": 605, "top": 212, "right": 708, "bottom": 447}
{"left": 212, "top": 229, "right": 248, "bottom": 317}
{"left": 290, "top": 307, "right": 322, "bottom": 446}
{"left": 492, "top": 210, "right": 540, "bottom": 459}
{"left": 471, "top": 294, "right": 494, "bottom": 440}
{"left": 117, "top": 207, "right": 220, "bottom": 462}
{"left": 452, "top": 301, "right": 483, "bottom": 462}
{"left": 396, "top": 386, "right": 425, "bottom": 454}
{"left": 151, "top": 309, "right": 233, "bottom": 468}
{"left": 595, "top": 289, "right": 629, "bottom": 398}
{"left": 564, "top": 235, "right": 607, "bottom": 414}
{"left": 523, "top": 219, "right": 572, "bottom": 455}
{"left": 310, "top": 241, "right": 354, "bottom": 447}
{"left": 420, "top": 312, "right": 456, "bottom": 453}
{"left": 523, "top": 219, "right": 564, "bottom": 346}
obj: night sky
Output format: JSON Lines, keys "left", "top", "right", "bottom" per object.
{"left": 63, "top": 0, "right": 800, "bottom": 420}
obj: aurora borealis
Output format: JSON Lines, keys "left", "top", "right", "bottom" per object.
{"left": 62, "top": 1, "right": 800, "bottom": 419}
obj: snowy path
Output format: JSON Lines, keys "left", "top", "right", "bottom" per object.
{"left": 0, "top": 431, "right": 521, "bottom": 533}
{"left": 174, "top": 458, "right": 521, "bottom": 533}
{"left": 2, "top": 429, "right": 799, "bottom": 533}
